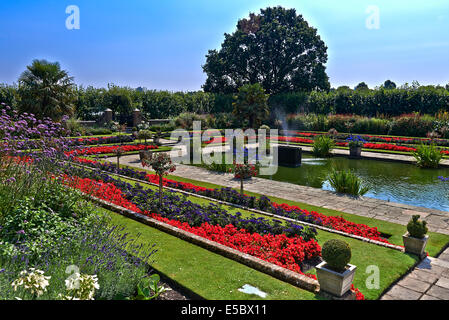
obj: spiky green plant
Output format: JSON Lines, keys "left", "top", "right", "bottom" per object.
{"left": 312, "top": 135, "right": 335, "bottom": 157}
{"left": 412, "top": 144, "right": 442, "bottom": 168}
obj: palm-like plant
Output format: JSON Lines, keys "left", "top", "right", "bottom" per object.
{"left": 18, "top": 59, "right": 75, "bottom": 120}
{"left": 232, "top": 83, "right": 269, "bottom": 129}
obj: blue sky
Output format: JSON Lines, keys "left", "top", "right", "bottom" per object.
{"left": 0, "top": 0, "right": 448, "bottom": 91}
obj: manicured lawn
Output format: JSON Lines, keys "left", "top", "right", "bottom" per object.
{"left": 103, "top": 207, "right": 322, "bottom": 300}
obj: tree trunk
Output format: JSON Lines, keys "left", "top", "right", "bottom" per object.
{"left": 159, "top": 174, "right": 163, "bottom": 209}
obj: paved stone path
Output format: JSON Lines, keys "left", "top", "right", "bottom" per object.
{"left": 110, "top": 152, "right": 449, "bottom": 235}
{"left": 381, "top": 247, "right": 449, "bottom": 300}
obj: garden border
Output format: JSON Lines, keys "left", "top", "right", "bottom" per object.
{"left": 72, "top": 161, "right": 404, "bottom": 252}
{"left": 87, "top": 193, "right": 320, "bottom": 293}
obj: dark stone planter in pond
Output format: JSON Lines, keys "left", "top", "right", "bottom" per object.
{"left": 349, "top": 146, "right": 362, "bottom": 158}
{"left": 276, "top": 145, "right": 302, "bottom": 167}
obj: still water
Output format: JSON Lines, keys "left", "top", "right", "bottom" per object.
{"left": 260, "top": 154, "right": 449, "bottom": 212}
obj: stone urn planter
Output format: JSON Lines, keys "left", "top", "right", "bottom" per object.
{"left": 403, "top": 233, "right": 429, "bottom": 258}
{"left": 403, "top": 215, "right": 429, "bottom": 259}
{"left": 349, "top": 146, "right": 362, "bottom": 158}
{"left": 316, "top": 262, "right": 357, "bottom": 297}
{"left": 316, "top": 239, "right": 356, "bottom": 298}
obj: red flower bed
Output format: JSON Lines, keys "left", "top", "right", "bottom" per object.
{"left": 142, "top": 173, "right": 388, "bottom": 244}
{"left": 62, "top": 175, "right": 142, "bottom": 213}
{"left": 64, "top": 174, "right": 365, "bottom": 300}
{"left": 271, "top": 136, "right": 315, "bottom": 144}
{"left": 272, "top": 203, "right": 388, "bottom": 243}
{"left": 63, "top": 176, "right": 320, "bottom": 274}
{"left": 65, "top": 144, "right": 158, "bottom": 157}
{"left": 149, "top": 213, "right": 321, "bottom": 275}
{"left": 204, "top": 137, "right": 228, "bottom": 145}
{"left": 361, "top": 143, "right": 416, "bottom": 153}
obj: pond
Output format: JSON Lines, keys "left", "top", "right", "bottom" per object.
{"left": 260, "top": 154, "right": 449, "bottom": 212}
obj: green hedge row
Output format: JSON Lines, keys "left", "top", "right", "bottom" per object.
{"left": 2, "top": 84, "right": 448, "bottom": 120}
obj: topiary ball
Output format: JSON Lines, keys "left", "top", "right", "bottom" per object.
{"left": 321, "top": 239, "right": 351, "bottom": 272}
{"left": 407, "top": 215, "right": 428, "bottom": 239}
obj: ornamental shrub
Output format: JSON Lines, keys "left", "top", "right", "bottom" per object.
{"left": 407, "top": 215, "right": 428, "bottom": 239}
{"left": 321, "top": 239, "right": 352, "bottom": 272}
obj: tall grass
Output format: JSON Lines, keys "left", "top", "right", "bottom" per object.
{"left": 412, "top": 144, "right": 443, "bottom": 168}
{"left": 312, "top": 135, "right": 335, "bottom": 157}
{"left": 328, "top": 169, "right": 370, "bottom": 196}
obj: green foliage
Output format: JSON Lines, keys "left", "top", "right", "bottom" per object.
{"left": 203, "top": 7, "right": 329, "bottom": 94}
{"left": 407, "top": 215, "right": 428, "bottom": 239}
{"left": 232, "top": 83, "right": 269, "bottom": 129}
{"left": 328, "top": 169, "right": 370, "bottom": 196}
{"left": 174, "top": 112, "right": 207, "bottom": 130}
{"left": 412, "top": 144, "right": 443, "bottom": 168}
{"left": 18, "top": 59, "right": 75, "bottom": 120}
{"left": 134, "top": 274, "right": 169, "bottom": 300}
{"left": 312, "top": 135, "right": 335, "bottom": 157}
{"left": 64, "top": 117, "right": 86, "bottom": 136}
{"left": 321, "top": 239, "right": 352, "bottom": 272}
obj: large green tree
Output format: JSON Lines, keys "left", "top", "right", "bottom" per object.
{"left": 18, "top": 59, "right": 75, "bottom": 120}
{"left": 202, "top": 6, "right": 330, "bottom": 94}
{"left": 232, "top": 83, "right": 269, "bottom": 129}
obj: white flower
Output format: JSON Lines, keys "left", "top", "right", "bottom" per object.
{"left": 65, "top": 273, "right": 100, "bottom": 300}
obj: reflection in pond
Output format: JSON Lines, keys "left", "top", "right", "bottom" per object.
{"left": 260, "top": 154, "right": 449, "bottom": 212}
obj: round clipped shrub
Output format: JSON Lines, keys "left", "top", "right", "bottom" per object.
{"left": 321, "top": 239, "right": 351, "bottom": 272}
{"left": 407, "top": 215, "right": 428, "bottom": 239}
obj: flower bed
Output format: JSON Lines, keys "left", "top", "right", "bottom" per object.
{"left": 63, "top": 173, "right": 364, "bottom": 299}
{"left": 63, "top": 175, "right": 320, "bottom": 272}
{"left": 275, "top": 136, "right": 449, "bottom": 155}
{"left": 204, "top": 137, "right": 228, "bottom": 145}
{"left": 72, "top": 159, "right": 390, "bottom": 244}
{"left": 65, "top": 144, "right": 158, "bottom": 157}
{"left": 69, "top": 135, "right": 135, "bottom": 146}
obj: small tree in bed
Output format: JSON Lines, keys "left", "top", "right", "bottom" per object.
{"left": 141, "top": 152, "right": 176, "bottom": 209}
{"left": 229, "top": 162, "right": 258, "bottom": 195}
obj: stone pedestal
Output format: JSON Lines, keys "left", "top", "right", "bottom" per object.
{"left": 101, "top": 108, "right": 113, "bottom": 125}
{"left": 403, "top": 233, "right": 429, "bottom": 259}
{"left": 133, "top": 108, "right": 142, "bottom": 128}
{"left": 276, "top": 145, "right": 302, "bottom": 167}
{"left": 316, "top": 262, "right": 357, "bottom": 297}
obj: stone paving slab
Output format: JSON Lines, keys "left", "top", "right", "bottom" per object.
{"left": 381, "top": 247, "right": 449, "bottom": 300}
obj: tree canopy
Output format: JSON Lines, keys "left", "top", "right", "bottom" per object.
{"left": 202, "top": 6, "right": 330, "bottom": 94}
{"left": 383, "top": 80, "right": 397, "bottom": 90}
{"left": 18, "top": 59, "right": 75, "bottom": 120}
{"left": 354, "top": 82, "right": 369, "bottom": 91}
